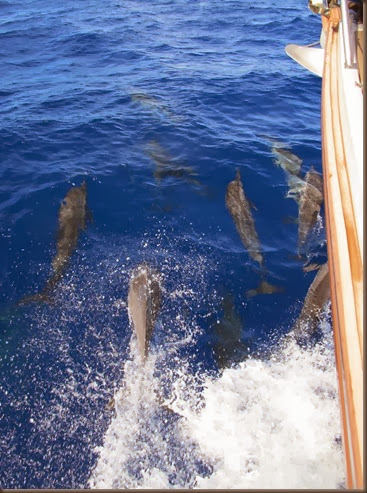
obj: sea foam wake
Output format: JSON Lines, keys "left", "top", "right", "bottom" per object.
{"left": 89, "top": 306, "right": 345, "bottom": 490}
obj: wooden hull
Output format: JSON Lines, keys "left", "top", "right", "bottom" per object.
{"left": 321, "top": 8, "right": 363, "bottom": 489}
{"left": 286, "top": 5, "right": 364, "bottom": 489}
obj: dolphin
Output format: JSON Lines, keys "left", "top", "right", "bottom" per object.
{"left": 51, "top": 181, "right": 89, "bottom": 274}
{"left": 213, "top": 295, "right": 252, "bottom": 369}
{"left": 292, "top": 262, "right": 330, "bottom": 343}
{"left": 257, "top": 133, "right": 290, "bottom": 149}
{"left": 246, "top": 280, "right": 285, "bottom": 298}
{"left": 272, "top": 146, "right": 305, "bottom": 202}
{"left": 226, "top": 169, "right": 263, "bottom": 268}
{"left": 106, "top": 265, "right": 164, "bottom": 413}
{"left": 269, "top": 143, "right": 306, "bottom": 204}
{"left": 19, "top": 181, "right": 90, "bottom": 304}
{"left": 302, "top": 262, "right": 322, "bottom": 273}
{"left": 298, "top": 166, "right": 323, "bottom": 254}
{"left": 130, "top": 91, "right": 178, "bottom": 121}
{"left": 226, "top": 170, "right": 284, "bottom": 294}
{"left": 145, "top": 140, "right": 201, "bottom": 186}
{"left": 127, "top": 263, "right": 162, "bottom": 359}
{"left": 272, "top": 146, "right": 303, "bottom": 177}
{"left": 131, "top": 92, "right": 162, "bottom": 107}
{"left": 285, "top": 173, "right": 307, "bottom": 203}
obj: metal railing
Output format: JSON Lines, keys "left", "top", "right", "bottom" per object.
{"left": 339, "top": 0, "right": 357, "bottom": 68}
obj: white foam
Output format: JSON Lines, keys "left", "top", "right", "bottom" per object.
{"left": 185, "top": 341, "right": 344, "bottom": 488}
{"left": 88, "top": 310, "right": 344, "bottom": 489}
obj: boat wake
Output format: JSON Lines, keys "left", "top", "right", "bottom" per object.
{"left": 89, "top": 304, "right": 345, "bottom": 489}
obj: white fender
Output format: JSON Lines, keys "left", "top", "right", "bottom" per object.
{"left": 285, "top": 44, "right": 324, "bottom": 77}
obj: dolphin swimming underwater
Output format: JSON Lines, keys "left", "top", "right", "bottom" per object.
{"left": 127, "top": 263, "right": 162, "bottom": 359}
{"left": 19, "top": 181, "right": 90, "bottom": 304}
{"left": 226, "top": 169, "right": 283, "bottom": 296}
{"left": 213, "top": 294, "right": 253, "bottom": 369}
{"left": 257, "top": 133, "right": 289, "bottom": 149}
{"left": 272, "top": 146, "right": 303, "bottom": 177}
{"left": 246, "top": 280, "right": 285, "bottom": 298}
{"left": 226, "top": 169, "right": 263, "bottom": 268}
{"left": 285, "top": 173, "right": 307, "bottom": 203}
{"left": 51, "top": 181, "right": 89, "bottom": 274}
{"left": 271, "top": 145, "right": 306, "bottom": 203}
{"left": 292, "top": 262, "right": 330, "bottom": 344}
{"left": 298, "top": 166, "right": 324, "bottom": 254}
{"left": 302, "top": 261, "right": 322, "bottom": 273}
{"left": 146, "top": 140, "right": 201, "bottom": 186}
{"left": 130, "top": 91, "right": 178, "bottom": 121}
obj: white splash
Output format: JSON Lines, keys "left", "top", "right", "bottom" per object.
{"left": 184, "top": 342, "right": 344, "bottom": 488}
{"left": 89, "top": 311, "right": 345, "bottom": 489}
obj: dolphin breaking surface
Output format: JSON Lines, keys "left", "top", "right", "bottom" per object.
{"left": 127, "top": 263, "right": 162, "bottom": 358}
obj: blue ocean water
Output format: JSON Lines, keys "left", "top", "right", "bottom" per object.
{"left": 0, "top": 0, "right": 341, "bottom": 489}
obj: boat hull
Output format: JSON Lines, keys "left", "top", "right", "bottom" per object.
{"left": 320, "top": 7, "right": 363, "bottom": 489}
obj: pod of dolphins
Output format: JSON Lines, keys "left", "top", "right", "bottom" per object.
{"left": 271, "top": 141, "right": 324, "bottom": 255}
{"left": 16, "top": 104, "right": 330, "bottom": 370}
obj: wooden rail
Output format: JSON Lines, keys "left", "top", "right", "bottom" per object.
{"left": 321, "top": 7, "right": 364, "bottom": 489}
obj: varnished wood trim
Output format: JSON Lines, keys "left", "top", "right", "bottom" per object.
{"left": 321, "top": 7, "right": 364, "bottom": 489}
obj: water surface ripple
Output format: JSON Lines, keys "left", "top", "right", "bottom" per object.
{"left": 0, "top": 0, "right": 343, "bottom": 488}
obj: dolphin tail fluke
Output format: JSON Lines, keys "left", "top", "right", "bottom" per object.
{"left": 17, "top": 291, "right": 54, "bottom": 306}
{"left": 245, "top": 287, "right": 258, "bottom": 298}
{"left": 303, "top": 263, "right": 322, "bottom": 273}
{"left": 246, "top": 280, "right": 285, "bottom": 298}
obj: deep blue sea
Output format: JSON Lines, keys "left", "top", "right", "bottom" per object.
{"left": 0, "top": 0, "right": 344, "bottom": 489}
